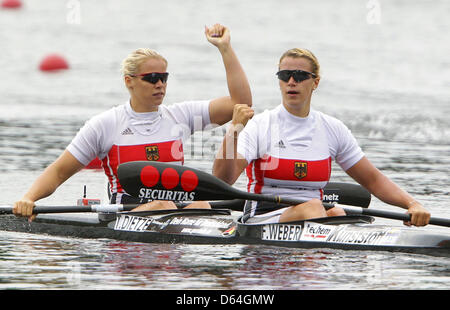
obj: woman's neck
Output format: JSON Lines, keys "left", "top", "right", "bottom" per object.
{"left": 130, "top": 97, "right": 159, "bottom": 113}
{"left": 282, "top": 100, "right": 311, "bottom": 118}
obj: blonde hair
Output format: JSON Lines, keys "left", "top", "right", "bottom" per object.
{"left": 279, "top": 48, "right": 320, "bottom": 77}
{"left": 121, "top": 48, "right": 168, "bottom": 76}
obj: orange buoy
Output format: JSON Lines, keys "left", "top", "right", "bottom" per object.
{"left": 39, "top": 54, "right": 69, "bottom": 72}
{"left": 1, "top": 0, "right": 22, "bottom": 8}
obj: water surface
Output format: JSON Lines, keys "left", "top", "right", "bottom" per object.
{"left": 0, "top": 0, "right": 449, "bottom": 291}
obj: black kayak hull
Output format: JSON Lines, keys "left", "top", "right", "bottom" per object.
{"left": 1, "top": 210, "right": 449, "bottom": 257}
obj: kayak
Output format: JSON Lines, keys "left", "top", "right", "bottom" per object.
{"left": 2, "top": 161, "right": 449, "bottom": 257}
{"left": 1, "top": 208, "right": 449, "bottom": 257}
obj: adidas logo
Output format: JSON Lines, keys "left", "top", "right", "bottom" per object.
{"left": 121, "top": 127, "right": 134, "bottom": 135}
{"left": 276, "top": 140, "right": 286, "bottom": 148}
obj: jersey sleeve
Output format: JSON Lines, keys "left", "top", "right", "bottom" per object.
{"left": 166, "top": 100, "right": 211, "bottom": 134}
{"left": 66, "top": 111, "right": 113, "bottom": 166}
{"left": 325, "top": 117, "right": 364, "bottom": 171}
{"left": 236, "top": 109, "right": 274, "bottom": 165}
{"left": 337, "top": 133, "right": 364, "bottom": 171}
{"left": 66, "top": 122, "right": 100, "bottom": 166}
{"left": 236, "top": 117, "right": 262, "bottom": 164}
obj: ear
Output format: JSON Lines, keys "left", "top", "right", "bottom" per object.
{"left": 124, "top": 75, "right": 133, "bottom": 90}
{"left": 313, "top": 76, "right": 320, "bottom": 90}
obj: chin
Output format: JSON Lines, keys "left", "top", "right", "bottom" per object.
{"left": 285, "top": 99, "right": 305, "bottom": 106}
{"left": 149, "top": 98, "right": 164, "bottom": 106}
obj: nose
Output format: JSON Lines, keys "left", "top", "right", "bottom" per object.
{"left": 154, "top": 79, "right": 165, "bottom": 87}
{"left": 287, "top": 76, "right": 297, "bottom": 84}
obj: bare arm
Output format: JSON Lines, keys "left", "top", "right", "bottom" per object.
{"left": 346, "top": 156, "right": 430, "bottom": 226}
{"left": 13, "top": 150, "right": 85, "bottom": 219}
{"left": 205, "top": 24, "right": 252, "bottom": 125}
{"left": 213, "top": 104, "right": 253, "bottom": 184}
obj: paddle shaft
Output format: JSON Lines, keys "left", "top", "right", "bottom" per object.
{"left": 8, "top": 201, "right": 447, "bottom": 227}
{"left": 342, "top": 205, "right": 450, "bottom": 227}
{"left": 236, "top": 191, "right": 450, "bottom": 227}
{"left": 0, "top": 200, "right": 245, "bottom": 215}
{"left": 235, "top": 191, "right": 334, "bottom": 209}
{"left": 0, "top": 204, "right": 139, "bottom": 214}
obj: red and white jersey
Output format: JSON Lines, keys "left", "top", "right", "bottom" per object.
{"left": 67, "top": 100, "right": 211, "bottom": 202}
{"left": 237, "top": 104, "right": 364, "bottom": 216}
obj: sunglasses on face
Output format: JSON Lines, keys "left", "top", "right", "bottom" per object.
{"left": 130, "top": 72, "right": 169, "bottom": 84}
{"left": 276, "top": 70, "right": 317, "bottom": 83}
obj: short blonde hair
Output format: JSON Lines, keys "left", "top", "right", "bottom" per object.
{"left": 121, "top": 48, "right": 168, "bottom": 76}
{"left": 279, "top": 48, "right": 320, "bottom": 77}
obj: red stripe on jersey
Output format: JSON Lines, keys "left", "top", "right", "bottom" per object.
{"left": 246, "top": 157, "right": 265, "bottom": 194}
{"left": 245, "top": 165, "right": 253, "bottom": 193}
{"left": 261, "top": 156, "right": 331, "bottom": 182}
{"left": 102, "top": 140, "right": 184, "bottom": 193}
{"left": 246, "top": 156, "right": 331, "bottom": 193}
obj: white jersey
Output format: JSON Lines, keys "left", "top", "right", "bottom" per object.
{"left": 237, "top": 104, "right": 364, "bottom": 217}
{"left": 67, "top": 100, "right": 211, "bottom": 203}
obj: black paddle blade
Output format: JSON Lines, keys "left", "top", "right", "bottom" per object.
{"left": 117, "top": 161, "right": 247, "bottom": 201}
{"left": 323, "top": 182, "right": 371, "bottom": 208}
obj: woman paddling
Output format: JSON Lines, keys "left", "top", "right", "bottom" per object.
{"left": 213, "top": 48, "right": 430, "bottom": 227}
{"left": 14, "top": 24, "right": 252, "bottom": 220}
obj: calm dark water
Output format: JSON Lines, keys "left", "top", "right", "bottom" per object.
{"left": 0, "top": 0, "right": 449, "bottom": 290}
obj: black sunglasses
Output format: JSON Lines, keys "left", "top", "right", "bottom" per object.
{"left": 130, "top": 72, "right": 169, "bottom": 84}
{"left": 276, "top": 70, "right": 316, "bottom": 83}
